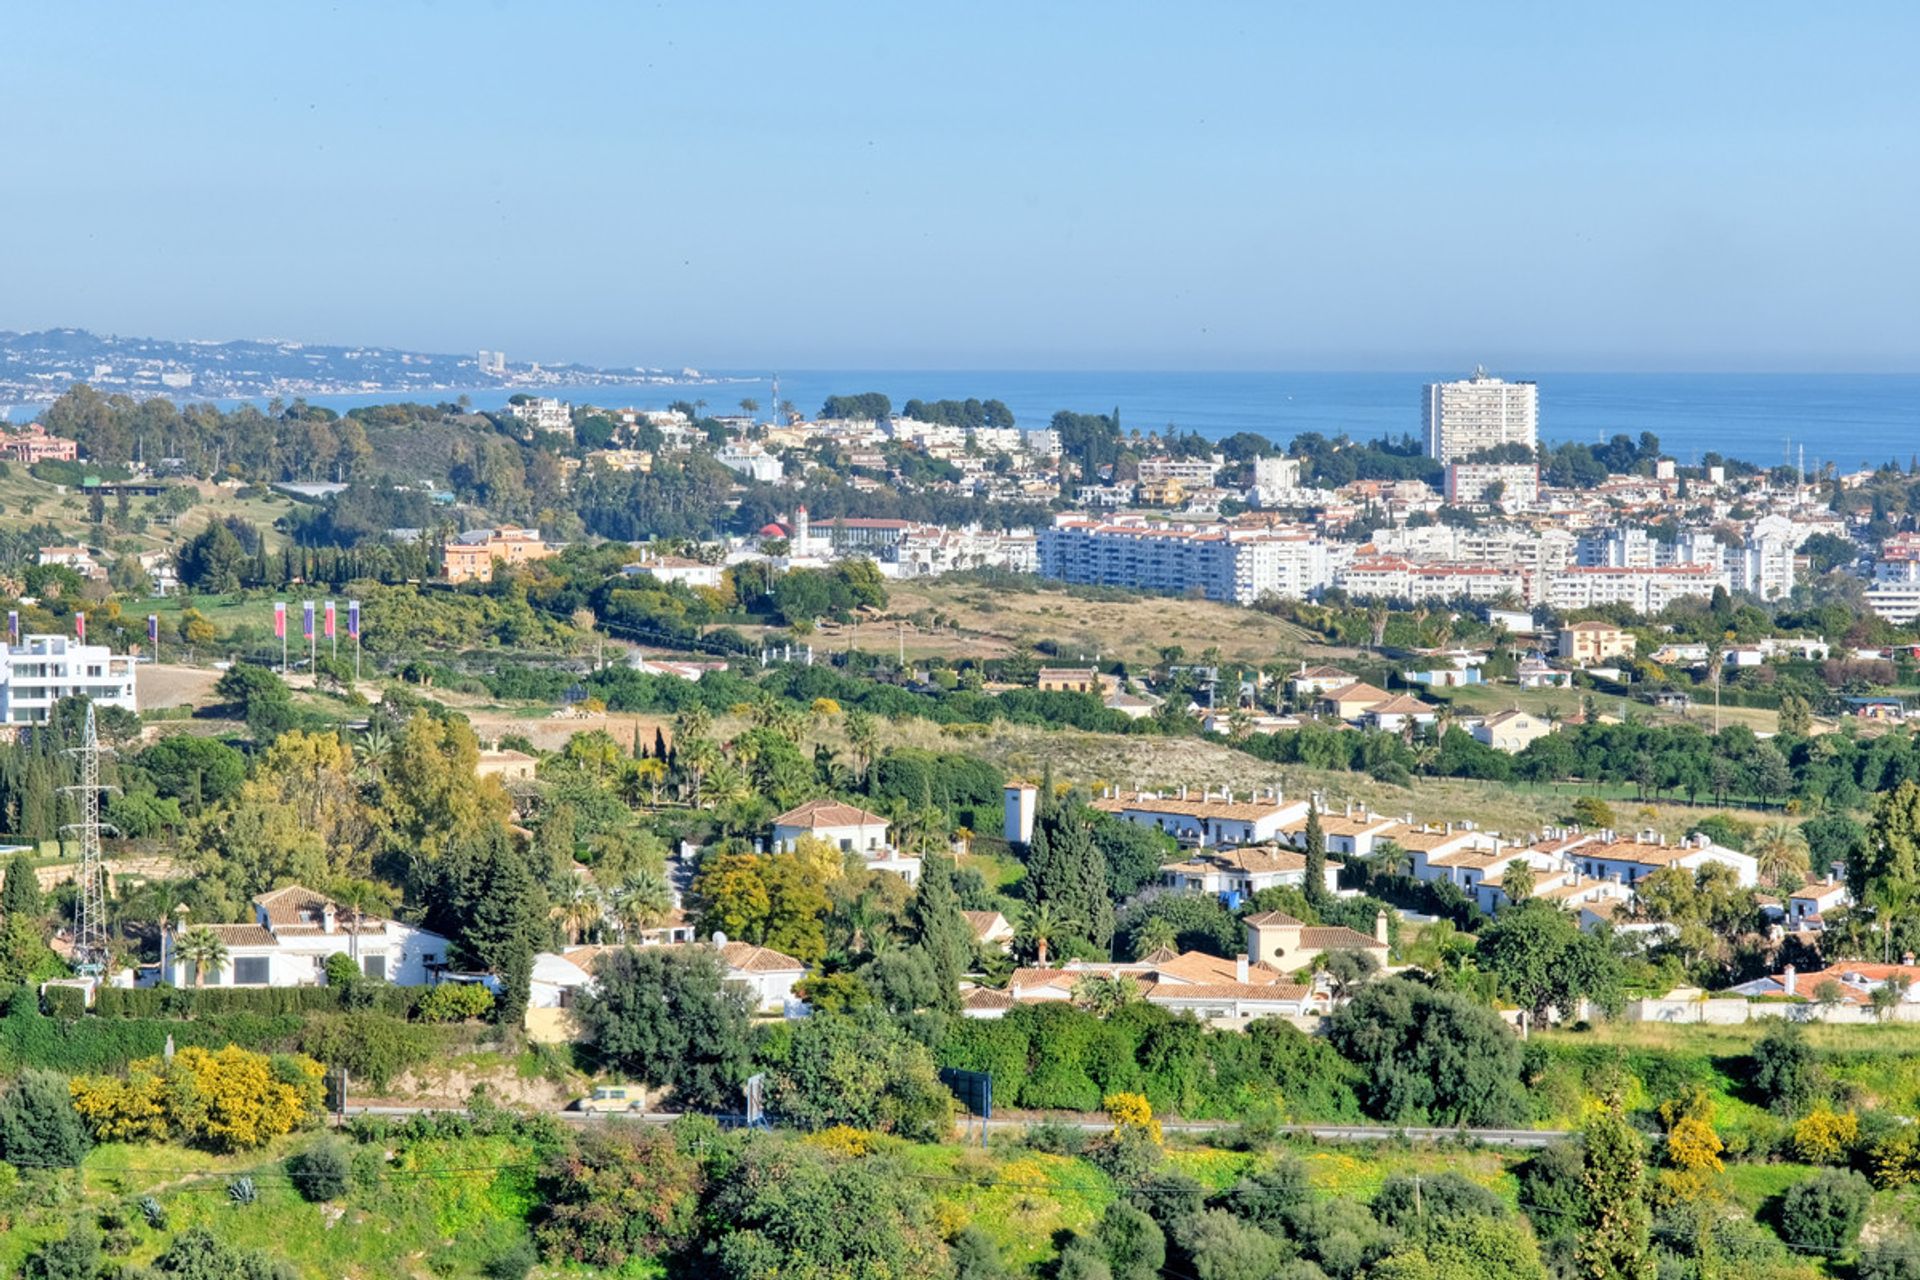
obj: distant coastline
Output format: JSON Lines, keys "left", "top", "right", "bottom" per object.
{"left": 6, "top": 369, "right": 1916, "bottom": 471}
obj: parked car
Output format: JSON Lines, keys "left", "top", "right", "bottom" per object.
{"left": 572, "top": 1085, "right": 645, "bottom": 1114}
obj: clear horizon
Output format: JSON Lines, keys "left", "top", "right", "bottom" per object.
{"left": 5, "top": 3, "right": 1917, "bottom": 372}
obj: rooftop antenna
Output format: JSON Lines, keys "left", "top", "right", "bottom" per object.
{"left": 62, "top": 703, "right": 117, "bottom": 976}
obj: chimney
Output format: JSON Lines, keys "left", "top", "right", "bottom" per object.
{"left": 1236, "top": 955, "right": 1249, "bottom": 983}
{"left": 1374, "top": 911, "right": 1390, "bottom": 946}
{"left": 1905, "top": 953, "right": 1916, "bottom": 968}
{"left": 1782, "top": 964, "right": 1797, "bottom": 997}
{"left": 1180, "top": 784, "right": 1188, "bottom": 800}
{"left": 321, "top": 902, "right": 337, "bottom": 934}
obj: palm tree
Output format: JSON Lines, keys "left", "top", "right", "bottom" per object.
{"left": 609, "top": 870, "right": 673, "bottom": 938}
{"left": 701, "top": 760, "right": 751, "bottom": 812}
{"left": 674, "top": 704, "right": 713, "bottom": 746}
{"left": 353, "top": 725, "right": 394, "bottom": 781}
{"left": 175, "top": 925, "right": 228, "bottom": 988}
{"left": 553, "top": 878, "right": 604, "bottom": 944}
{"left": 1073, "top": 973, "right": 1140, "bottom": 1016}
{"left": 678, "top": 737, "right": 721, "bottom": 806}
{"left": 1134, "top": 917, "right": 1179, "bottom": 957}
{"left": 845, "top": 711, "right": 879, "bottom": 784}
{"left": 1019, "top": 901, "right": 1077, "bottom": 968}
{"left": 1751, "top": 822, "right": 1810, "bottom": 889}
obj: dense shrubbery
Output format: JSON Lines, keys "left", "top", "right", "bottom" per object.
{"left": 939, "top": 1002, "right": 1364, "bottom": 1121}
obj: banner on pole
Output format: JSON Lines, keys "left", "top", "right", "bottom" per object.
{"left": 274, "top": 602, "right": 286, "bottom": 639}
{"left": 324, "top": 600, "right": 336, "bottom": 639}
{"left": 302, "top": 601, "right": 315, "bottom": 641}
{"left": 148, "top": 614, "right": 159, "bottom": 649}
{"left": 348, "top": 599, "right": 360, "bottom": 640}
{"left": 74, "top": 612, "right": 85, "bottom": 643}
{"left": 7, "top": 611, "right": 17, "bottom": 646}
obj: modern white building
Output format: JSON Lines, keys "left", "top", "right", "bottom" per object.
{"left": 0, "top": 636, "right": 138, "bottom": 725}
{"left": 715, "top": 442, "right": 784, "bottom": 483}
{"left": 159, "top": 885, "right": 450, "bottom": 988}
{"left": 1544, "top": 565, "right": 1725, "bottom": 613}
{"left": 770, "top": 799, "right": 920, "bottom": 883}
{"left": 508, "top": 397, "right": 573, "bottom": 433}
{"left": 1445, "top": 462, "right": 1538, "bottom": 509}
{"left": 1423, "top": 369, "right": 1539, "bottom": 463}
{"left": 1038, "top": 516, "right": 1334, "bottom": 605}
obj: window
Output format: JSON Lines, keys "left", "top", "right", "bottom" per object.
{"left": 838, "top": 838, "right": 852, "bottom": 852}
{"left": 362, "top": 955, "right": 386, "bottom": 980}
{"left": 233, "top": 957, "right": 270, "bottom": 985}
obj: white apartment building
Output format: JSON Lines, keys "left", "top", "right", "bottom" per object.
{"left": 1038, "top": 516, "right": 1334, "bottom": 605}
{"left": 1337, "top": 557, "right": 1536, "bottom": 605}
{"left": 1423, "top": 369, "right": 1539, "bottom": 463}
{"left": 1544, "top": 565, "right": 1725, "bottom": 614}
{"left": 1445, "top": 463, "right": 1538, "bottom": 509}
{"left": 0, "top": 636, "right": 137, "bottom": 724}
{"left": 1368, "top": 525, "right": 1576, "bottom": 577}
{"left": 1137, "top": 455, "right": 1222, "bottom": 486}
{"left": 715, "top": 443, "right": 784, "bottom": 483}
{"left": 508, "top": 397, "right": 572, "bottom": 433}
{"left": 1578, "top": 521, "right": 1795, "bottom": 602}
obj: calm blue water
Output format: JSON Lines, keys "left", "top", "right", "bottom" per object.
{"left": 13, "top": 371, "right": 1919, "bottom": 469}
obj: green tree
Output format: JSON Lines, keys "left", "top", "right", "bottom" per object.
{"left": 1476, "top": 902, "right": 1623, "bottom": 1020}
{"left": 1752, "top": 1019, "right": 1823, "bottom": 1117}
{"left": 1, "top": 850, "right": 44, "bottom": 920}
{"left": 1327, "top": 977, "right": 1526, "bottom": 1126}
{"left": 426, "top": 830, "right": 545, "bottom": 1026}
{"left": 1778, "top": 1169, "right": 1872, "bottom": 1254}
{"left": 910, "top": 852, "right": 972, "bottom": 1009}
{"left": 534, "top": 1126, "right": 704, "bottom": 1267}
{"left": 762, "top": 1012, "right": 955, "bottom": 1141}
{"left": 706, "top": 1137, "right": 949, "bottom": 1280}
{"left": 0, "top": 1070, "right": 91, "bottom": 1170}
{"left": 1574, "top": 1098, "right": 1655, "bottom": 1280}
{"left": 23, "top": 1219, "right": 99, "bottom": 1280}
{"left": 1854, "top": 780, "right": 1920, "bottom": 960}
{"left": 571, "top": 945, "right": 751, "bottom": 1110}
{"left": 1302, "top": 803, "right": 1330, "bottom": 910}
{"left": 1025, "top": 815, "right": 1113, "bottom": 951}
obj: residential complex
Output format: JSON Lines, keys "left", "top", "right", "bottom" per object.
{"left": 1038, "top": 515, "right": 1334, "bottom": 605}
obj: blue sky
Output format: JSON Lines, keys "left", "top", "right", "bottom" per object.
{"left": 3, "top": 2, "right": 1916, "bottom": 371}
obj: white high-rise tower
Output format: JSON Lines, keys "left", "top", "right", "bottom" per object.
{"left": 1423, "top": 367, "right": 1539, "bottom": 463}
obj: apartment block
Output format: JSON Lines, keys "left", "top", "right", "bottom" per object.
{"left": 1422, "top": 369, "right": 1538, "bottom": 463}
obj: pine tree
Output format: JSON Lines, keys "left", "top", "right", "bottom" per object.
{"left": 1302, "top": 804, "right": 1330, "bottom": 911}
{"left": 1025, "top": 815, "right": 1112, "bottom": 951}
{"left": 911, "top": 853, "right": 972, "bottom": 1011}
{"left": 1, "top": 852, "right": 43, "bottom": 921}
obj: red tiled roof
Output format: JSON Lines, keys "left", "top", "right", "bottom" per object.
{"left": 772, "top": 798, "right": 890, "bottom": 829}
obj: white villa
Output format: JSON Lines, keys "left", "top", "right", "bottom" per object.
{"left": 159, "top": 885, "right": 450, "bottom": 988}
{"left": 1091, "top": 787, "right": 1308, "bottom": 847}
{"left": 770, "top": 799, "right": 921, "bottom": 884}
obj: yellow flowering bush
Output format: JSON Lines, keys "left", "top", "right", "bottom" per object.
{"left": 1793, "top": 1107, "right": 1861, "bottom": 1165}
{"left": 70, "top": 1045, "right": 323, "bottom": 1152}
{"left": 1103, "top": 1092, "right": 1162, "bottom": 1146}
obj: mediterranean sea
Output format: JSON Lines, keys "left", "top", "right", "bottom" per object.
{"left": 21, "top": 371, "right": 1920, "bottom": 472}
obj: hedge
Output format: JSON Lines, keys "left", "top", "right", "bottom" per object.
{"left": 93, "top": 984, "right": 425, "bottom": 1020}
{"left": 937, "top": 1002, "right": 1364, "bottom": 1122}
{"left": 0, "top": 993, "right": 306, "bottom": 1074}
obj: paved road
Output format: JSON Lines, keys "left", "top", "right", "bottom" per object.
{"left": 336, "top": 1104, "right": 1569, "bottom": 1148}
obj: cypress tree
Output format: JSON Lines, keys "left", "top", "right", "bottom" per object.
{"left": 1, "top": 852, "right": 43, "bottom": 921}
{"left": 1575, "top": 1098, "right": 1656, "bottom": 1280}
{"left": 910, "top": 853, "right": 971, "bottom": 1011}
{"left": 1303, "top": 804, "right": 1330, "bottom": 910}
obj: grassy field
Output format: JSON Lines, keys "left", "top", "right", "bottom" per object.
{"left": 876, "top": 577, "right": 1352, "bottom": 668}
{"left": 0, "top": 468, "right": 298, "bottom": 554}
